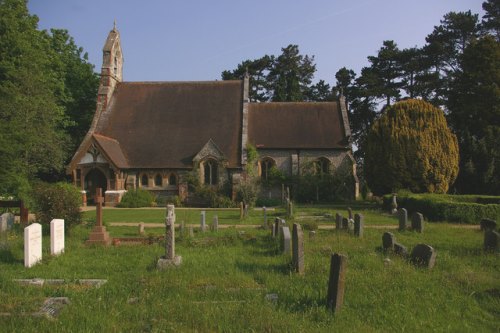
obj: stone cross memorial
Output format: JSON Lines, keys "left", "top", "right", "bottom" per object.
{"left": 398, "top": 208, "right": 408, "bottom": 231}
{"left": 292, "top": 223, "right": 304, "bottom": 275}
{"left": 24, "top": 223, "right": 42, "bottom": 268}
{"left": 86, "top": 188, "right": 111, "bottom": 245}
{"left": 157, "top": 205, "right": 182, "bottom": 269}
{"left": 326, "top": 253, "right": 347, "bottom": 314}
{"left": 50, "top": 219, "right": 65, "bottom": 256}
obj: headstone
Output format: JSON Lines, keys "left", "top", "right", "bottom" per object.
{"left": 398, "top": 208, "right": 408, "bottom": 231}
{"left": 188, "top": 226, "right": 194, "bottom": 237}
{"left": 263, "top": 206, "right": 267, "bottom": 228}
{"left": 347, "top": 207, "right": 353, "bottom": 220}
{"left": 273, "top": 218, "right": 280, "bottom": 238}
{"left": 138, "top": 222, "right": 145, "bottom": 235}
{"left": 292, "top": 223, "right": 304, "bottom": 275}
{"left": 288, "top": 201, "right": 293, "bottom": 218}
{"left": 278, "top": 218, "right": 286, "bottom": 238}
{"left": 342, "top": 217, "right": 349, "bottom": 230}
{"left": 157, "top": 215, "right": 182, "bottom": 269}
{"left": 410, "top": 244, "right": 436, "bottom": 269}
{"left": 335, "top": 213, "right": 342, "bottom": 230}
{"left": 86, "top": 188, "right": 111, "bottom": 245}
{"left": 411, "top": 212, "right": 424, "bottom": 233}
{"left": 391, "top": 194, "right": 398, "bottom": 214}
{"left": 309, "top": 231, "right": 316, "bottom": 240}
{"left": 480, "top": 219, "right": 497, "bottom": 231}
{"left": 212, "top": 215, "right": 219, "bottom": 232}
{"left": 0, "top": 213, "right": 12, "bottom": 248}
{"left": 167, "top": 204, "right": 176, "bottom": 223}
{"left": 484, "top": 229, "right": 499, "bottom": 252}
{"left": 281, "top": 226, "right": 291, "bottom": 255}
{"left": 50, "top": 219, "right": 65, "bottom": 256}
{"left": 326, "top": 253, "right": 347, "bottom": 313}
{"left": 179, "top": 221, "right": 185, "bottom": 236}
{"left": 382, "top": 232, "right": 395, "bottom": 251}
{"left": 240, "top": 202, "right": 244, "bottom": 219}
{"left": 200, "top": 211, "right": 206, "bottom": 232}
{"left": 393, "top": 242, "right": 408, "bottom": 257}
{"left": 354, "top": 214, "right": 363, "bottom": 237}
{"left": 1, "top": 212, "right": 14, "bottom": 229}
{"left": 24, "top": 223, "right": 42, "bottom": 268}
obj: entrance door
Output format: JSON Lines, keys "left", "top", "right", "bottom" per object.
{"left": 85, "top": 168, "right": 108, "bottom": 204}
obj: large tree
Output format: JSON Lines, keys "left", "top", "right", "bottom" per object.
{"left": 365, "top": 99, "right": 459, "bottom": 195}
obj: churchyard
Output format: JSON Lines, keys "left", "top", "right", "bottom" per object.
{"left": 0, "top": 203, "right": 498, "bottom": 332}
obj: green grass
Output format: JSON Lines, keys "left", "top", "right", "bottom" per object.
{"left": 1, "top": 205, "right": 499, "bottom": 332}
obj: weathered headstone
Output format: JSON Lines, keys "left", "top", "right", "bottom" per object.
{"left": 273, "top": 218, "right": 280, "bottom": 238}
{"left": 200, "top": 211, "right": 206, "bottom": 232}
{"left": 484, "top": 229, "right": 499, "bottom": 252}
{"left": 335, "top": 213, "right": 342, "bottom": 230}
{"left": 347, "top": 207, "right": 353, "bottom": 220}
{"left": 281, "top": 226, "right": 291, "bottom": 255}
{"left": 138, "top": 222, "right": 145, "bottom": 235}
{"left": 398, "top": 208, "right": 408, "bottom": 231}
{"left": 393, "top": 242, "right": 408, "bottom": 257}
{"left": 50, "top": 219, "right": 65, "bottom": 256}
{"left": 24, "top": 223, "right": 42, "bottom": 268}
{"left": 0, "top": 213, "right": 11, "bottom": 248}
{"left": 382, "top": 232, "right": 395, "bottom": 251}
{"left": 326, "top": 253, "right": 347, "bottom": 313}
{"left": 480, "top": 219, "right": 497, "bottom": 231}
{"left": 86, "top": 188, "right": 111, "bottom": 246}
{"left": 342, "top": 217, "right": 349, "bottom": 230}
{"left": 157, "top": 215, "right": 182, "bottom": 269}
{"left": 278, "top": 218, "right": 286, "bottom": 239}
{"left": 292, "top": 223, "right": 304, "bottom": 275}
{"left": 411, "top": 212, "right": 424, "bottom": 233}
{"left": 212, "top": 215, "right": 219, "bottom": 232}
{"left": 391, "top": 194, "right": 398, "bottom": 214}
{"left": 410, "top": 244, "right": 436, "bottom": 269}
{"left": 354, "top": 213, "right": 363, "bottom": 237}
{"left": 1, "top": 212, "right": 14, "bottom": 230}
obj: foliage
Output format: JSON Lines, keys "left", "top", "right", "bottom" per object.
{"left": 31, "top": 182, "right": 82, "bottom": 231}
{"left": 383, "top": 192, "right": 500, "bottom": 224}
{"left": 365, "top": 99, "right": 459, "bottom": 195}
{"left": 117, "top": 189, "right": 156, "bottom": 208}
{"left": 300, "top": 220, "right": 318, "bottom": 231}
{"left": 255, "top": 197, "right": 281, "bottom": 207}
{"left": 235, "top": 143, "right": 260, "bottom": 207}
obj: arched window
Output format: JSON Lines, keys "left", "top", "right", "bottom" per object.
{"left": 169, "top": 174, "right": 177, "bottom": 186}
{"left": 154, "top": 174, "right": 162, "bottom": 187}
{"left": 141, "top": 174, "right": 149, "bottom": 187}
{"left": 203, "top": 160, "right": 218, "bottom": 185}
{"left": 260, "top": 158, "right": 276, "bottom": 180}
{"left": 314, "top": 158, "right": 330, "bottom": 176}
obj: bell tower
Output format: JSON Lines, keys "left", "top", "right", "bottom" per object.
{"left": 98, "top": 22, "right": 123, "bottom": 111}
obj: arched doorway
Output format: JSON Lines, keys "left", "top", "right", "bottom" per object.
{"left": 85, "top": 168, "right": 108, "bottom": 204}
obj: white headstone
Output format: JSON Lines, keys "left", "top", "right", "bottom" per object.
{"left": 50, "top": 219, "right": 65, "bottom": 256}
{"left": 24, "top": 223, "right": 42, "bottom": 267}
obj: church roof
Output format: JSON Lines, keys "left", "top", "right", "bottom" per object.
{"left": 94, "top": 80, "right": 243, "bottom": 168}
{"left": 248, "top": 102, "right": 350, "bottom": 149}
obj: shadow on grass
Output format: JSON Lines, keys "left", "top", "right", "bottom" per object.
{"left": 0, "top": 248, "right": 22, "bottom": 265}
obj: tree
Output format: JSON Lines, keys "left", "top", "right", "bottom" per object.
{"left": 308, "top": 79, "right": 333, "bottom": 101}
{"left": 365, "top": 99, "right": 459, "bottom": 195}
{"left": 481, "top": 0, "right": 500, "bottom": 40}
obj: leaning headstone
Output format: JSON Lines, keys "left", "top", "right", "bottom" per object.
{"left": 411, "top": 212, "right": 424, "bottom": 233}
{"left": 398, "top": 208, "right": 408, "bottom": 231}
{"left": 138, "top": 222, "right": 145, "bottom": 235}
{"left": 157, "top": 215, "right": 182, "bottom": 269}
{"left": 484, "top": 229, "right": 499, "bottom": 252}
{"left": 326, "top": 253, "right": 347, "bottom": 314}
{"left": 342, "top": 217, "right": 349, "bottom": 230}
{"left": 24, "top": 223, "right": 42, "bottom": 268}
{"left": 281, "top": 226, "right": 291, "bottom": 255}
{"left": 382, "top": 232, "right": 395, "bottom": 251}
{"left": 347, "top": 207, "right": 353, "bottom": 220}
{"left": 480, "top": 219, "right": 497, "bottom": 231}
{"left": 393, "top": 242, "right": 408, "bottom": 258}
{"left": 354, "top": 214, "right": 363, "bottom": 237}
{"left": 335, "top": 213, "right": 342, "bottom": 230}
{"left": 50, "top": 219, "right": 65, "bottom": 256}
{"left": 200, "top": 211, "right": 206, "bottom": 232}
{"left": 410, "top": 244, "right": 436, "bottom": 269}
{"left": 292, "top": 223, "right": 304, "bottom": 275}
{"left": 212, "top": 215, "right": 219, "bottom": 232}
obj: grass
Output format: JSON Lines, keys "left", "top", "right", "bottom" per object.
{"left": 0, "top": 204, "right": 499, "bottom": 332}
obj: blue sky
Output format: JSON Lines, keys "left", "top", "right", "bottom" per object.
{"left": 29, "top": 0, "right": 484, "bottom": 83}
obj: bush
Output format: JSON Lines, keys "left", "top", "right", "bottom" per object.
{"left": 255, "top": 197, "right": 282, "bottom": 207}
{"left": 118, "top": 189, "right": 155, "bottom": 208}
{"left": 383, "top": 192, "right": 500, "bottom": 224}
{"left": 31, "top": 182, "right": 82, "bottom": 231}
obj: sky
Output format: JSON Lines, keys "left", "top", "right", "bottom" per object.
{"left": 29, "top": 0, "right": 484, "bottom": 84}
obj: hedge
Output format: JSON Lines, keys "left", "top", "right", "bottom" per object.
{"left": 383, "top": 193, "right": 500, "bottom": 224}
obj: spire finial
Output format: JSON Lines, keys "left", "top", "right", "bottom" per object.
{"left": 113, "top": 19, "right": 117, "bottom": 32}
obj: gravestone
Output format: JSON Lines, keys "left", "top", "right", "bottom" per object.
{"left": 309, "top": 231, "right": 316, "bottom": 240}
{"left": 391, "top": 194, "right": 398, "bottom": 214}
{"left": 50, "top": 219, "right": 65, "bottom": 256}
{"left": 273, "top": 218, "right": 280, "bottom": 238}
{"left": 382, "top": 232, "right": 395, "bottom": 251}
{"left": 326, "top": 253, "right": 347, "bottom": 313}
{"left": 410, "top": 244, "right": 436, "bottom": 269}
{"left": 335, "top": 213, "right": 342, "bottom": 230}
{"left": 200, "top": 211, "right": 206, "bottom": 232}
{"left": 1, "top": 212, "right": 14, "bottom": 229}
{"left": 188, "top": 226, "right": 194, "bottom": 237}
{"left": 138, "top": 222, "right": 145, "bottom": 235}
{"left": 342, "top": 217, "right": 349, "bottom": 230}
{"left": 167, "top": 204, "right": 176, "bottom": 223}
{"left": 157, "top": 215, "right": 182, "bottom": 269}
{"left": 484, "top": 229, "right": 499, "bottom": 252}
{"left": 480, "top": 219, "right": 497, "bottom": 231}
{"left": 240, "top": 202, "right": 244, "bottom": 219}
{"left": 212, "top": 215, "right": 219, "bottom": 232}
{"left": 24, "top": 223, "right": 42, "bottom": 268}
{"left": 354, "top": 214, "right": 363, "bottom": 237}
{"left": 347, "top": 207, "right": 353, "bottom": 220}
{"left": 263, "top": 206, "right": 267, "bottom": 228}
{"left": 393, "top": 242, "right": 408, "bottom": 257}
{"left": 86, "top": 188, "right": 111, "bottom": 246}
{"left": 0, "top": 213, "right": 12, "bottom": 248}
{"left": 411, "top": 212, "right": 424, "bottom": 233}
{"left": 398, "top": 208, "right": 408, "bottom": 231}
{"left": 281, "top": 226, "right": 291, "bottom": 255}
{"left": 292, "top": 223, "right": 304, "bottom": 275}
{"left": 278, "top": 218, "right": 286, "bottom": 239}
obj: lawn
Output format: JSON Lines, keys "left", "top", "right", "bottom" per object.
{"left": 0, "top": 204, "right": 498, "bottom": 332}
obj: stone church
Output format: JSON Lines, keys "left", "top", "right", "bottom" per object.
{"left": 67, "top": 26, "right": 359, "bottom": 206}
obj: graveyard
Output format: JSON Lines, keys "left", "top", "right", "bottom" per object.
{"left": 0, "top": 203, "right": 498, "bottom": 332}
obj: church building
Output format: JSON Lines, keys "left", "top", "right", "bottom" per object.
{"left": 67, "top": 26, "right": 359, "bottom": 205}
